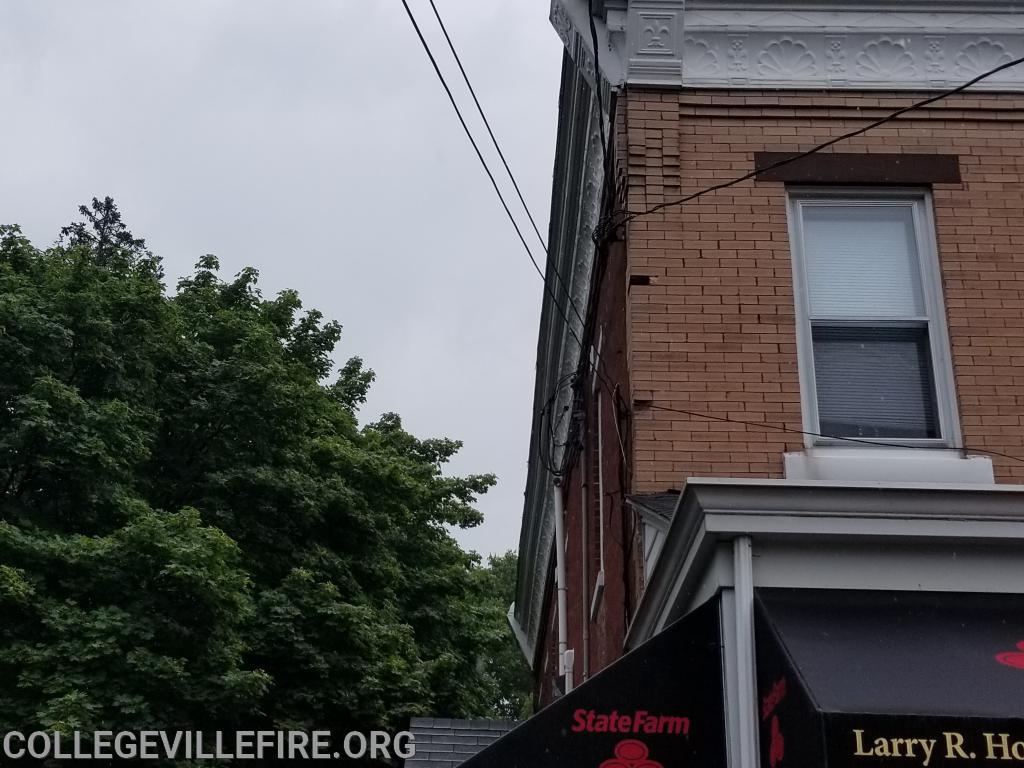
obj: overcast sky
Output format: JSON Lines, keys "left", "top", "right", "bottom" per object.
{"left": 0, "top": 1, "right": 564, "bottom": 557}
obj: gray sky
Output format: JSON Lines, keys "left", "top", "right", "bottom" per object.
{"left": 0, "top": 1, "right": 563, "bottom": 557}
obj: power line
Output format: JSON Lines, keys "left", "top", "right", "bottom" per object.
{"left": 595, "top": 53, "right": 1024, "bottom": 242}
{"left": 404, "top": 5, "right": 1024, "bottom": 471}
{"left": 424, "top": 0, "right": 589, "bottom": 331}
{"left": 575, "top": 55, "right": 1024, "bottom": 469}
{"left": 537, "top": 371, "right": 580, "bottom": 477}
{"left": 641, "top": 403, "right": 1024, "bottom": 467}
{"left": 397, "top": 0, "right": 586, "bottom": 351}
{"left": 400, "top": 0, "right": 599, "bottom": 478}
{"left": 425, "top": 0, "right": 547, "bottom": 253}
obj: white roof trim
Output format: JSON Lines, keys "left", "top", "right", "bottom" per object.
{"left": 627, "top": 478, "right": 1024, "bottom": 648}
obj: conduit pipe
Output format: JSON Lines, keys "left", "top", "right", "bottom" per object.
{"left": 552, "top": 480, "right": 574, "bottom": 693}
{"left": 580, "top": 434, "right": 590, "bottom": 681}
{"left": 590, "top": 392, "right": 606, "bottom": 620}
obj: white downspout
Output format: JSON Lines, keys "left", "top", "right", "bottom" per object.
{"left": 553, "top": 480, "right": 574, "bottom": 693}
{"left": 590, "top": 391, "right": 606, "bottom": 620}
{"left": 580, "top": 436, "right": 591, "bottom": 681}
{"left": 733, "top": 536, "right": 759, "bottom": 768}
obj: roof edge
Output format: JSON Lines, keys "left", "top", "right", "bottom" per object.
{"left": 514, "top": 52, "right": 608, "bottom": 660}
{"left": 628, "top": 478, "right": 1024, "bottom": 648}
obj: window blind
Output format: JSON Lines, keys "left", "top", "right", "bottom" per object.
{"left": 812, "top": 325, "right": 939, "bottom": 439}
{"left": 802, "top": 205, "right": 925, "bottom": 318}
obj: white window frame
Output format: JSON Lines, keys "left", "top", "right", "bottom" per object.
{"left": 787, "top": 188, "right": 960, "bottom": 449}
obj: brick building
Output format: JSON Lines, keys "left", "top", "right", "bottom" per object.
{"left": 496, "top": 3, "right": 1024, "bottom": 766}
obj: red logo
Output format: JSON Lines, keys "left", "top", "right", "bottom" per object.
{"left": 768, "top": 715, "right": 786, "bottom": 768}
{"left": 599, "top": 739, "right": 663, "bottom": 768}
{"left": 761, "top": 677, "right": 787, "bottom": 721}
{"left": 761, "top": 676, "right": 788, "bottom": 767}
{"left": 996, "top": 641, "right": 1024, "bottom": 669}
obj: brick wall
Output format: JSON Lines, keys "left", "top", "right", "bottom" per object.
{"left": 534, "top": 240, "right": 644, "bottom": 707}
{"left": 620, "top": 88, "right": 1024, "bottom": 490}
{"left": 532, "top": 87, "right": 1024, "bottom": 707}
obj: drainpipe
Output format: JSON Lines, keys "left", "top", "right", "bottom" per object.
{"left": 590, "top": 392, "right": 606, "bottom": 620}
{"left": 580, "top": 433, "right": 591, "bottom": 681}
{"left": 552, "top": 480, "right": 574, "bottom": 693}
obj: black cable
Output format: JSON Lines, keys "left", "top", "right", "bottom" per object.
{"left": 537, "top": 371, "right": 579, "bottom": 476}
{"left": 401, "top": 0, "right": 608, "bottom": 478}
{"left": 579, "top": 67, "right": 1024, "bottom": 469}
{"left": 402, "top": 0, "right": 600, "bottom": 477}
{"left": 574, "top": 53, "right": 1024, "bottom": 470}
{"left": 398, "top": 0, "right": 587, "bottom": 352}
{"left": 425, "top": 0, "right": 546, "bottom": 252}
{"left": 406, "top": 11, "right": 1024, "bottom": 473}
{"left": 533, "top": 3, "right": 620, "bottom": 475}
{"left": 642, "top": 402, "right": 1024, "bottom": 466}
{"left": 596, "top": 54, "right": 1024, "bottom": 242}
{"left": 424, "top": 0, "right": 591, "bottom": 332}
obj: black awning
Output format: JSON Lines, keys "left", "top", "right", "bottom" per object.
{"left": 756, "top": 589, "right": 1024, "bottom": 768}
{"left": 459, "top": 596, "right": 726, "bottom": 768}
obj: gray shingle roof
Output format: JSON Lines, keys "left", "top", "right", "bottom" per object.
{"left": 405, "top": 717, "right": 518, "bottom": 768}
{"left": 626, "top": 491, "right": 680, "bottom": 522}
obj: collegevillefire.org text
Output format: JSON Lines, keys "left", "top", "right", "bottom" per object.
{"left": 0, "top": 730, "right": 415, "bottom": 761}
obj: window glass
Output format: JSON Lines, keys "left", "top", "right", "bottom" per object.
{"left": 812, "top": 325, "right": 939, "bottom": 439}
{"left": 803, "top": 204, "right": 925, "bottom": 317}
{"left": 790, "top": 194, "right": 954, "bottom": 444}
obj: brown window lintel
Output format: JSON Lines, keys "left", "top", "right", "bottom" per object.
{"left": 754, "top": 152, "right": 961, "bottom": 184}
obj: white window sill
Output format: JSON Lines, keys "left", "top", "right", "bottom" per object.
{"left": 783, "top": 449, "right": 995, "bottom": 484}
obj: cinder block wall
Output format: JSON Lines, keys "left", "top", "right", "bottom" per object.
{"left": 621, "top": 89, "right": 1024, "bottom": 489}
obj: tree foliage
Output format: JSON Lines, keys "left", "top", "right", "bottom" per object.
{"left": 0, "top": 198, "right": 520, "bottom": 737}
{"left": 473, "top": 551, "right": 534, "bottom": 719}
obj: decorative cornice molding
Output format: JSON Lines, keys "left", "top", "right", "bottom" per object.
{"left": 515, "top": 56, "right": 605, "bottom": 662}
{"left": 685, "top": 9, "right": 1024, "bottom": 31}
{"left": 680, "top": 10, "right": 1024, "bottom": 90}
{"left": 550, "top": 2, "right": 1024, "bottom": 91}
{"left": 550, "top": 0, "right": 624, "bottom": 91}
{"left": 627, "top": 1, "right": 686, "bottom": 84}
{"left": 687, "top": 1, "right": 1024, "bottom": 12}
{"left": 552, "top": 0, "right": 689, "bottom": 88}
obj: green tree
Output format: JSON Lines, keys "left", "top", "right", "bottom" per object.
{"left": 473, "top": 551, "right": 533, "bottom": 719}
{"left": 0, "top": 198, "right": 500, "bottom": 736}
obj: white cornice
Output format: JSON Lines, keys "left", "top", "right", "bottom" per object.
{"left": 685, "top": 9, "right": 1024, "bottom": 32}
{"left": 552, "top": 0, "right": 687, "bottom": 87}
{"left": 681, "top": 12, "right": 1024, "bottom": 91}
{"left": 515, "top": 54, "right": 605, "bottom": 665}
{"left": 550, "top": 1, "right": 1024, "bottom": 90}
{"left": 689, "top": 1, "right": 1024, "bottom": 11}
{"left": 551, "top": 0, "right": 624, "bottom": 90}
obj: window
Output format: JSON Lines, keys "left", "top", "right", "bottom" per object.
{"left": 788, "top": 191, "right": 958, "bottom": 445}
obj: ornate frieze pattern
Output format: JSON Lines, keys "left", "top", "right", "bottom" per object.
{"left": 626, "top": 2, "right": 685, "bottom": 84}
{"left": 552, "top": 1, "right": 1024, "bottom": 90}
{"left": 551, "top": 0, "right": 624, "bottom": 91}
{"left": 678, "top": 11, "right": 1024, "bottom": 90}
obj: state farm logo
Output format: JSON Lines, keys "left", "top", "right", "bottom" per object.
{"left": 760, "top": 677, "right": 787, "bottom": 768}
{"left": 571, "top": 709, "right": 690, "bottom": 736}
{"left": 996, "top": 641, "right": 1024, "bottom": 670}
{"left": 599, "top": 739, "right": 663, "bottom": 768}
